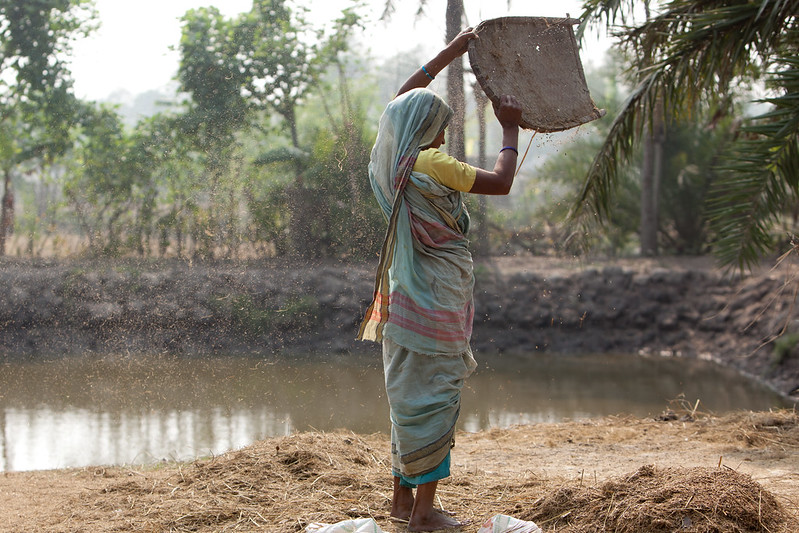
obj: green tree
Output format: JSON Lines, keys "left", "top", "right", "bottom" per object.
{"left": 657, "top": 115, "right": 735, "bottom": 255}
{"left": 64, "top": 105, "right": 135, "bottom": 255}
{"left": 236, "top": 1, "right": 362, "bottom": 257}
{"left": 512, "top": 55, "right": 641, "bottom": 256}
{"left": 132, "top": 113, "right": 204, "bottom": 259}
{"left": 508, "top": 49, "right": 738, "bottom": 258}
{"left": 178, "top": 7, "right": 249, "bottom": 149}
{"left": 572, "top": 0, "right": 799, "bottom": 270}
{"left": 301, "top": 63, "right": 382, "bottom": 259}
{"left": 246, "top": 50, "right": 378, "bottom": 260}
{"left": 0, "top": 0, "right": 95, "bottom": 254}
{"left": 239, "top": 0, "right": 319, "bottom": 151}
{"left": 177, "top": 6, "right": 250, "bottom": 259}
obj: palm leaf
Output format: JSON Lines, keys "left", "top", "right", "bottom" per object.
{"left": 708, "top": 56, "right": 799, "bottom": 270}
{"left": 570, "top": 0, "right": 799, "bottom": 262}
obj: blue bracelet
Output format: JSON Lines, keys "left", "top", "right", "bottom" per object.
{"left": 500, "top": 146, "right": 518, "bottom": 155}
{"left": 422, "top": 65, "right": 435, "bottom": 80}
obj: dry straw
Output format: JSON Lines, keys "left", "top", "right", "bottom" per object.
{"left": 52, "top": 410, "right": 799, "bottom": 532}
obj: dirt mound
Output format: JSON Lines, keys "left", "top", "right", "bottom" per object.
{"left": 522, "top": 465, "right": 784, "bottom": 532}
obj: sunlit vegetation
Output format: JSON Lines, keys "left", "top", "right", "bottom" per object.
{"left": 572, "top": 0, "right": 799, "bottom": 269}
{"left": 1, "top": 0, "right": 798, "bottom": 267}
{"left": 0, "top": 0, "right": 383, "bottom": 261}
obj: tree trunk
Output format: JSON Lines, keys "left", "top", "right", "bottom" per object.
{"left": 1, "top": 168, "right": 14, "bottom": 256}
{"left": 639, "top": 0, "right": 662, "bottom": 257}
{"left": 640, "top": 106, "right": 664, "bottom": 257}
{"left": 473, "top": 83, "right": 489, "bottom": 255}
{"left": 445, "top": 0, "right": 466, "bottom": 161}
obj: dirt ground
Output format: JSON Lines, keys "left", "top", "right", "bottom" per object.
{"left": 1, "top": 409, "right": 797, "bottom": 533}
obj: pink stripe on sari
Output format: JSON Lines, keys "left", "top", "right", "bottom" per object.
{"left": 410, "top": 218, "right": 463, "bottom": 247}
{"left": 387, "top": 292, "right": 474, "bottom": 343}
{"left": 390, "top": 292, "right": 471, "bottom": 323}
{"left": 389, "top": 314, "right": 472, "bottom": 343}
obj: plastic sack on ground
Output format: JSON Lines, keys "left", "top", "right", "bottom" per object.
{"left": 477, "top": 514, "right": 543, "bottom": 533}
{"left": 305, "top": 518, "right": 384, "bottom": 533}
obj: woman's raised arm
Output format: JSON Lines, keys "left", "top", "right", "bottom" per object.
{"left": 396, "top": 28, "right": 477, "bottom": 97}
{"left": 469, "top": 95, "right": 523, "bottom": 195}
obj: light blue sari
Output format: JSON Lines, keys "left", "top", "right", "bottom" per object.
{"left": 358, "top": 88, "right": 475, "bottom": 356}
{"left": 359, "top": 88, "right": 477, "bottom": 482}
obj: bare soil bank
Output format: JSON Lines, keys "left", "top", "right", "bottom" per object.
{"left": 1, "top": 255, "right": 798, "bottom": 396}
{"left": 1, "top": 410, "right": 797, "bottom": 532}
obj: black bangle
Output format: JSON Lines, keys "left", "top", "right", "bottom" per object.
{"left": 500, "top": 146, "right": 518, "bottom": 155}
{"left": 422, "top": 66, "right": 435, "bottom": 80}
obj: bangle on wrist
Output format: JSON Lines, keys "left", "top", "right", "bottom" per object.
{"left": 421, "top": 65, "right": 435, "bottom": 80}
{"left": 500, "top": 146, "right": 518, "bottom": 155}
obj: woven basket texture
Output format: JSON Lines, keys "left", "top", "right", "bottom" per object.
{"left": 468, "top": 16, "right": 606, "bottom": 132}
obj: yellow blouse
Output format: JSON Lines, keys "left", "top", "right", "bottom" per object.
{"left": 413, "top": 148, "right": 477, "bottom": 192}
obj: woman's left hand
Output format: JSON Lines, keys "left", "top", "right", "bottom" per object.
{"left": 448, "top": 27, "right": 478, "bottom": 55}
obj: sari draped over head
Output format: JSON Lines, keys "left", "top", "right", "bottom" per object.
{"left": 358, "top": 88, "right": 475, "bottom": 356}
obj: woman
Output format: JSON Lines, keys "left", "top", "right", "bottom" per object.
{"left": 358, "top": 28, "right": 522, "bottom": 531}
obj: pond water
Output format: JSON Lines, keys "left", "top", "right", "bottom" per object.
{"left": 0, "top": 351, "right": 790, "bottom": 472}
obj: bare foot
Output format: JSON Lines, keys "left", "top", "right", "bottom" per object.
{"left": 390, "top": 483, "right": 414, "bottom": 520}
{"left": 390, "top": 500, "right": 413, "bottom": 521}
{"left": 408, "top": 508, "right": 465, "bottom": 531}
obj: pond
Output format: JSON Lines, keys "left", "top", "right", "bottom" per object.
{"left": 0, "top": 351, "right": 789, "bottom": 472}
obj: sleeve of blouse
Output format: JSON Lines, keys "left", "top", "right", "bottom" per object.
{"left": 413, "top": 149, "right": 477, "bottom": 192}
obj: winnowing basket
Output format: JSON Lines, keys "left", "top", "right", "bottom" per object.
{"left": 468, "top": 16, "right": 606, "bottom": 132}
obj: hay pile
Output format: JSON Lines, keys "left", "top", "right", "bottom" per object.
{"left": 734, "top": 410, "right": 799, "bottom": 447}
{"left": 80, "top": 432, "right": 394, "bottom": 532}
{"left": 52, "top": 411, "right": 797, "bottom": 532}
{"left": 520, "top": 465, "right": 784, "bottom": 532}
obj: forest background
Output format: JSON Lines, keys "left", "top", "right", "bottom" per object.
{"left": 0, "top": 0, "right": 796, "bottom": 271}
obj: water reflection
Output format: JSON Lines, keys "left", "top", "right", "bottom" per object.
{"left": 0, "top": 352, "right": 790, "bottom": 472}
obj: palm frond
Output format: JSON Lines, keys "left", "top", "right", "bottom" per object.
{"left": 577, "top": 0, "right": 639, "bottom": 40}
{"left": 708, "top": 57, "right": 799, "bottom": 271}
{"left": 570, "top": 0, "right": 799, "bottom": 258}
{"left": 639, "top": 0, "right": 795, "bottom": 87}
{"left": 568, "top": 68, "right": 662, "bottom": 224}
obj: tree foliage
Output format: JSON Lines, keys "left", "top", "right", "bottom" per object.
{"left": 0, "top": 0, "right": 94, "bottom": 97}
{"left": 238, "top": 0, "right": 318, "bottom": 147}
{"left": 178, "top": 7, "right": 249, "bottom": 154}
{"left": 167, "top": 1, "right": 371, "bottom": 260}
{"left": 0, "top": 0, "right": 95, "bottom": 255}
{"left": 510, "top": 54, "right": 641, "bottom": 256}
{"left": 573, "top": 0, "right": 799, "bottom": 270}
{"left": 708, "top": 57, "right": 799, "bottom": 268}
{"left": 0, "top": 0, "right": 384, "bottom": 260}
{"left": 65, "top": 105, "right": 134, "bottom": 254}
